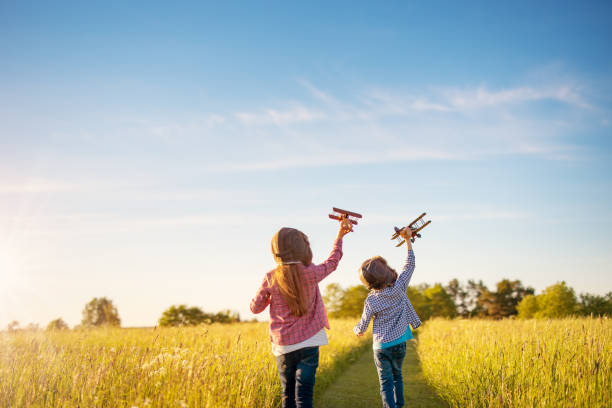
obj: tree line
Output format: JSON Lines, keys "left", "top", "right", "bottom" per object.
{"left": 6, "top": 297, "right": 241, "bottom": 331}
{"left": 7, "top": 281, "right": 610, "bottom": 332}
{"left": 323, "top": 279, "right": 612, "bottom": 320}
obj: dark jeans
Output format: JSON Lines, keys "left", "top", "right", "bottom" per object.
{"left": 275, "top": 346, "right": 319, "bottom": 408}
{"left": 373, "top": 342, "right": 407, "bottom": 408}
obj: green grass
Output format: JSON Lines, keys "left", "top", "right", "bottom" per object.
{"left": 0, "top": 320, "right": 371, "bottom": 408}
{"left": 5, "top": 317, "right": 607, "bottom": 407}
{"left": 417, "top": 317, "right": 612, "bottom": 408}
{"left": 316, "top": 341, "right": 448, "bottom": 408}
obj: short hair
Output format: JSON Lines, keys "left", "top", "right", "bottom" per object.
{"left": 359, "top": 256, "right": 398, "bottom": 290}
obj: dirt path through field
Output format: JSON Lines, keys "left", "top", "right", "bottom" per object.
{"left": 315, "top": 342, "right": 447, "bottom": 407}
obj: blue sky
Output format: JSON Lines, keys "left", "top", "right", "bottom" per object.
{"left": 1, "top": 1, "right": 611, "bottom": 328}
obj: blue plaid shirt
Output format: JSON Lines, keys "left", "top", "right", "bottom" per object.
{"left": 354, "top": 250, "right": 421, "bottom": 344}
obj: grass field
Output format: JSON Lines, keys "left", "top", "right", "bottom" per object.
{"left": 416, "top": 317, "right": 612, "bottom": 408}
{"left": 3, "top": 317, "right": 611, "bottom": 407}
{"left": 0, "top": 319, "right": 370, "bottom": 408}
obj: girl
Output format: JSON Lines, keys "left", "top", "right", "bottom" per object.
{"left": 250, "top": 220, "right": 352, "bottom": 408}
{"left": 354, "top": 228, "right": 421, "bottom": 408}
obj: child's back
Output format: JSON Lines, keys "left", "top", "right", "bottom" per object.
{"left": 354, "top": 251, "right": 420, "bottom": 346}
{"left": 250, "top": 223, "right": 352, "bottom": 408}
{"left": 354, "top": 228, "right": 421, "bottom": 408}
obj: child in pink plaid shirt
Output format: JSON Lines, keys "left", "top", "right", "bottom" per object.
{"left": 250, "top": 220, "right": 352, "bottom": 408}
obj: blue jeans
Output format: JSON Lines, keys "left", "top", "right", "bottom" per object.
{"left": 373, "top": 342, "right": 406, "bottom": 408}
{"left": 275, "top": 346, "right": 319, "bottom": 408}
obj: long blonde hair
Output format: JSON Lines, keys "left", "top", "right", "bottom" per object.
{"left": 271, "top": 228, "right": 313, "bottom": 316}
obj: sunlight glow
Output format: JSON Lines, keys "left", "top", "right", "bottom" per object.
{"left": 0, "top": 250, "right": 25, "bottom": 315}
{"left": 0, "top": 251, "right": 20, "bottom": 288}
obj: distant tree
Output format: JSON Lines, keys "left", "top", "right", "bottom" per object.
{"left": 446, "top": 279, "right": 469, "bottom": 317}
{"left": 498, "top": 280, "right": 533, "bottom": 317}
{"left": 405, "top": 283, "right": 456, "bottom": 320}
{"left": 7, "top": 320, "right": 19, "bottom": 331}
{"left": 212, "top": 309, "right": 241, "bottom": 324}
{"left": 407, "top": 284, "right": 432, "bottom": 320}
{"left": 323, "top": 283, "right": 345, "bottom": 317}
{"left": 47, "top": 318, "right": 70, "bottom": 330}
{"left": 423, "top": 284, "right": 457, "bottom": 318}
{"left": 477, "top": 279, "right": 533, "bottom": 319}
{"left": 323, "top": 284, "right": 369, "bottom": 318}
{"left": 158, "top": 305, "right": 240, "bottom": 327}
{"left": 25, "top": 323, "right": 40, "bottom": 331}
{"left": 476, "top": 286, "right": 497, "bottom": 318}
{"left": 159, "top": 305, "right": 208, "bottom": 327}
{"left": 466, "top": 280, "right": 488, "bottom": 317}
{"left": 446, "top": 279, "right": 493, "bottom": 318}
{"left": 517, "top": 294, "right": 539, "bottom": 319}
{"left": 339, "top": 286, "right": 370, "bottom": 317}
{"left": 81, "top": 297, "right": 121, "bottom": 327}
{"left": 578, "top": 292, "right": 612, "bottom": 317}
{"left": 496, "top": 280, "right": 534, "bottom": 318}
{"left": 535, "top": 282, "right": 578, "bottom": 318}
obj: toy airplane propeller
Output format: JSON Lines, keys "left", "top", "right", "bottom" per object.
{"left": 391, "top": 212, "right": 431, "bottom": 246}
{"left": 328, "top": 207, "right": 362, "bottom": 231}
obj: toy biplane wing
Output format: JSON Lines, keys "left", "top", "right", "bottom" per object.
{"left": 392, "top": 212, "right": 431, "bottom": 246}
{"left": 329, "top": 207, "right": 362, "bottom": 231}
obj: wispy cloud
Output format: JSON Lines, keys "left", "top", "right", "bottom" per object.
{"left": 362, "top": 89, "right": 451, "bottom": 114}
{"left": 357, "top": 83, "right": 591, "bottom": 117}
{"left": 7, "top": 77, "right": 593, "bottom": 176}
{"left": 441, "top": 85, "right": 591, "bottom": 110}
{"left": 234, "top": 105, "right": 325, "bottom": 126}
{"left": 108, "top": 79, "right": 591, "bottom": 174}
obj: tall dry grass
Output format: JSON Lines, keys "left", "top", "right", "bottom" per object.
{"left": 0, "top": 319, "right": 370, "bottom": 408}
{"left": 416, "top": 317, "right": 612, "bottom": 408}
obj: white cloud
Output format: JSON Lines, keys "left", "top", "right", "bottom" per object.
{"left": 360, "top": 83, "right": 591, "bottom": 116}
{"left": 299, "top": 80, "right": 340, "bottom": 106}
{"left": 363, "top": 89, "right": 450, "bottom": 114}
{"left": 146, "top": 114, "right": 227, "bottom": 139}
{"left": 441, "top": 85, "right": 591, "bottom": 110}
{"left": 409, "top": 99, "right": 451, "bottom": 112}
{"left": 235, "top": 105, "right": 325, "bottom": 126}
{"left": 4, "top": 78, "right": 593, "bottom": 177}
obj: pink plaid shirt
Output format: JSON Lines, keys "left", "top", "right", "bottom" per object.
{"left": 250, "top": 237, "right": 343, "bottom": 346}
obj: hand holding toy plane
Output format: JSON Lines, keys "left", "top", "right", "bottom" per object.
{"left": 392, "top": 212, "right": 431, "bottom": 246}
{"left": 328, "top": 207, "right": 362, "bottom": 232}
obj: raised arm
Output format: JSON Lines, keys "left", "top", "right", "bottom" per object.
{"left": 250, "top": 275, "right": 271, "bottom": 314}
{"left": 395, "top": 227, "right": 416, "bottom": 291}
{"left": 396, "top": 249, "right": 416, "bottom": 292}
{"left": 312, "top": 219, "right": 352, "bottom": 282}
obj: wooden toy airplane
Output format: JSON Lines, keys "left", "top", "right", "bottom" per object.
{"left": 391, "top": 212, "right": 431, "bottom": 246}
{"left": 328, "top": 207, "right": 362, "bottom": 231}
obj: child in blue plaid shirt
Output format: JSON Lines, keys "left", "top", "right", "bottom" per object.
{"left": 354, "top": 228, "right": 421, "bottom": 408}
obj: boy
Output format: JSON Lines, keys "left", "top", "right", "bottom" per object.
{"left": 354, "top": 228, "right": 421, "bottom": 408}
